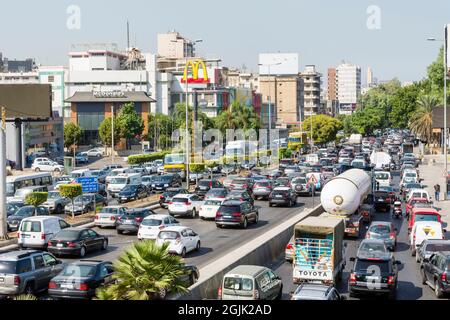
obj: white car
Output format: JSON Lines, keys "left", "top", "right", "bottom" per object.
{"left": 157, "top": 165, "right": 164, "bottom": 175}
{"left": 137, "top": 214, "right": 180, "bottom": 240}
{"left": 168, "top": 194, "right": 204, "bottom": 218}
{"left": 144, "top": 163, "right": 158, "bottom": 174}
{"left": 31, "top": 160, "right": 65, "bottom": 173}
{"left": 199, "top": 198, "right": 225, "bottom": 220}
{"left": 83, "top": 148, "right": 104, "bottom": 157}
{"left": 155, "top": 226, "right": 201, "bottom": 257}
{"left": 95, "top": 206, "right": 128, "bottom": 228}
{"left": 32, "top": 157, "right": 53, "bottom": 166}
{"left": 406, "top": 189, "right": 431, "bottom": 203}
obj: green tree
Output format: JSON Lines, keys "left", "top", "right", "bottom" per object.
{"left": 59, "top": 184, "right": 83, "bottom": 219}
{"left": 388, "top": 83, "right": 421, "bottom": 128}
{"left": 302, "top": 115, "right": 342, "bottom": 145}
{"left": 409, "top": 95, "right": 437, "bottom": 144}
{"left": 24, "top": 192, "right": 48, "bottom": 215}
{"left": 64, "top": 123, "right": 83, "bottom": 151}
{"left": 350, "top": 106, "right": 384, "bottom": 135}
{"left": 96, "top": 240, "right": 189, "bottom": 300}
{"left": 98, "top": 117, "right": 121, "bottom": 147}
{"left": 117, "top": 103, "right": 145, "bottom": 149}
{"left": 147, "top": 113, "right": 174, "bottom": 150}
{"left": 427, "top": 46, "right": 445, "bottom": 97}
{"left": 214, "top": 102, "right": 260, "bottom": 134}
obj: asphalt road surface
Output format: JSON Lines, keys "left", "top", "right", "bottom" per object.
{"left": 272, "top": 171, "right": 448, "bottom": 300}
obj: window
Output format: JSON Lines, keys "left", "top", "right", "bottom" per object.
{"left": 88, "top": 230, "right": 98, "bottom": 237}
{"left": 20, "top": 221, "right": 41, "bottom": 232}
{"left": 164, "top": 218, "right": 170, "bottom": 225}
{"left": 224, "top": 277, "right": 253, "bottom": 291}
{"left": 99, "top": 265, "right": 109, "bottom": 278}
{"left": 42, "top": 253, "right": 57, "bottom": 266}
{"left": 80, "top": 230, "right": 90, "bottom": 239}
{"left": 17, "top": 259, "right": 32, "bottom": 273}
{"left": 33, "top": 255, "right": 46, "bottom": 269}
{"left": 48, "top": 75, "right": 54, "bottom": 83}
{"left": 181, "top": 230, "right": 188, "bottom": 237}
{"left": 257, "top": 272, "right": 271, "bottom": 289}
{"left": 59, "top": 220, "right": 70, "bottom": 229}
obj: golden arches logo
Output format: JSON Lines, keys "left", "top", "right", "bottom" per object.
{"left": 182, "top": 60, "right": 210, "bottom": 83}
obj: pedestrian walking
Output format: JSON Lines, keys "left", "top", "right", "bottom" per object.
{"left": 434, "top": 183, "right": 441, "bottom": 202}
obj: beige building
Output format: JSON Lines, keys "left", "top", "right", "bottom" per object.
{"left": 299, "top": 65, "right": 322, "bottom": 115}
{"left": 157, "top": 31, "right": 195, "bottom": 59}
{"left": 259, "top": 75, "right": 304, "bottom": 128}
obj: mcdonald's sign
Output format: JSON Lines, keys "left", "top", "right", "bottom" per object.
{"left": 182, "top": 60, "right": 210, "bottom": 83}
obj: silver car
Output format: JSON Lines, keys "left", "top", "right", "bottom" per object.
{"left": 42, "top": 191, "right": 70, "bottom": 214}
{"left": 94, "top": 206, "right": 128, "bottom": 228}
{"left": 291, "top": 283, "right": 344, "bottom": 300}
{"left": 252, "top": 180, "right": 273, "bottom": 200}
{"left": 416, "top": 239, "right": 450, "bottom": 264}
{"left": 0, "top": 250, "right": 64, "bottom": 296}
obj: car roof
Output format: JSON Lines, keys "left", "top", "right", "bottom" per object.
{"left": 143, "top": 214, "right": 172, "bottom": 220}
{"left": 357, "top": 250, "right": 392, "bottom": 261}
{"left": 273, "top": 187, "right": 291, "bottom": 191}
{"left": 411, "top": 207, "right": 439, "bottom": 214}
{"left": 21, "top": 216, "right": 62, "bottom": 222}
{"left": 172, "top": 194, "right": 193, "bottom": 199}
{"left": 294, "top": 284, "right": 332, "bottom": 298}
{"left": 161, "top": 226, "right": 189, "bottom": 232}
{"left": 222, "top": 200, "right": 244, "bottom": 206}
{"left": 0, "top": 250, "right": 43, "bottom": 260}
{"left": 369, "top": 221, "right": 393, "bottom": 227}
{"left": 73, "top": 260, "right": 111, "bottom": 266}
{"left": 226, "top": 265, "right": 267, "bottom": 277}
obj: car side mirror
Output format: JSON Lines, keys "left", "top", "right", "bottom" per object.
{"left": 349, "top": 257, "right": 355, "bottom": 262}
{"left": 57, "top": 259, "right": 63, "bottom": 264}
{"left": 443, "top": 229, "right": 447, "bottom": 233}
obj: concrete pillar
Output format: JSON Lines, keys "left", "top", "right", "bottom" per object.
{"left": 14, "top": 119, "right": 22, "bottom": 170}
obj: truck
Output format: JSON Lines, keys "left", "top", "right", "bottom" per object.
{"left": 293, "top": 216, "right": 346, "bottom": 285}
{"left": 320, "top": 169, "right": 372, "bottom": 237}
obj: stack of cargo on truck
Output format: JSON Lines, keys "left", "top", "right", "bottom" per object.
{"left": 293, "top": 216, "right": 345, "bottom": 285}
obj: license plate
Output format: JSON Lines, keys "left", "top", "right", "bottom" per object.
{"left": 207, "top": 208, "right": 212, "bottom": 211}
{"left": 102, "top": 216, "right": 109, "bottom": 220}
{"left": 366, "top": 276, "right": 380, "bottom": 281}
{"left": 124, "top": 220, "right": 133, "bottom": 224}
{"left": 275, "top": 195, "right": 283, "bottom": 198}
{"left": 224, "top": 215, "right": 232, "bottom": 218}
{"left": 61, "top": 283, "right": 74, "bottom": 289}
{"left": 57, "top": 243, "right": 63, "bottom": 248}
{"left": 378, "top": 199, "right": 384, "bottom": 202}
{"left": 121, "top": 197, "right": 127, "bottom": 200}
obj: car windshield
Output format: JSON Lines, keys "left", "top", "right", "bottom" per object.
{"left": 153, "top": 176, "right": 172, "bottom": 183}
{"left": 204, "top": 200, "right": 222, "bottom": 206}
{"left": 0, "top": 261, "right": 18, "bottom": 274}
{"left": 369, "top": 225, "right": 391, "bottom": 236}
{"left": 61, "top": 265, "right": 97, "bottom": 277}
{"left": 208, "top": 189, "right": 226, "bottom": 195}
{"left": 426, "top": 243, "right": 450, "bottom": 252}
{"left": 109, "top": 178, "right": 127, "bottom": 185}
{"left": 122, "top": 185, "right": 137, "bottom": 192}
{"left": 70, "top": 172, "right": 83, "bottom": 179}
{"left": 90, "top": 171, "right": 101, "bottom": 177}
{"left": 406, "top": 183, "right": 421, "bottom": 189}
{"left": 172, "top": 197, "right": 188, "bottom": 203}
{"left": 292, "top": 178, "right": 307, "bottom": 184}
{"left": 141, "top": 218, "right": 162, "bottom": 226}
{"left": 74, "top": 195, "right": 93, "bottom": 203}
{"left": 359, "top": 242, "right": 387, "bottom": 253}
{"left": 355, "top": 260, "right": 389, "bottom": 274}
{"left": 158, "top": 231, "right": 179, "bottom": 239}
{"left": 255, "top": 181, "right": 270, "bottom": 187}
{"left": 101, "top": 207, "right": 120, "bottom": 214}
{"left": 199, "top": 181, "right": 212, "bottom": 187}
{"left": 55, "top": 177, "right": 70, "bottom": 183}
{"left": 405, "top": 173, "right": 416, "bottom": 177}
{"left": 142, "top": 176, "right": 153, "bottom": 182}
{"left": 219, "top": 206, "right": 240, "bottom": 214}
{"left": 55, "top": 230, "right": 80, "bottom": 240}
{"left": 15, "top": 207, "right": 35, "bottom": 216}
{"left": 414, "top": 214, "right": 439, "bottom": 222}
{"left": 47, "top": 192, "right": 61, "bottom": 199}
{"left": 378, "top": 187, "right": 393, "bottom": 192}
{"left": 20, "top": 221, "right": 41, "bottom": 232}
{"left": 223, "top": 277, "right": 253, "bottom": 291}
{"left": 7, "top": 202, "right": 24, "bottom": 214}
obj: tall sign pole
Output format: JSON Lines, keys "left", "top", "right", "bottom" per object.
{"left": 111, "top": 104, "right": 115, "bottom": 164}
{"left": 0, "top": 107, "right": 8, "bottom": 239}
{"left": 444, "top": 24, "right": 448, "bottom": 199}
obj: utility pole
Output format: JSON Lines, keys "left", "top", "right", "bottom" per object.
{"left": 111, "top": 104, "right": 115, "bottom": 164}
{"left": 0, "top": 106, "right": 8, "bottom": 240}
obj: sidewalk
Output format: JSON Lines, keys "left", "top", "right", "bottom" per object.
{"left": 418, "top": 157, "right": 449, "bottom": 229}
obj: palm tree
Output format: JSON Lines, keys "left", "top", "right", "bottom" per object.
{"left": 409, "top": 95, "right": 437, "bottom": 143}
{"left": 96, "top": 240, "right": 189, "bottom": 300}
{"left": 215, "top": 109, "right": 238, "bottom": 132}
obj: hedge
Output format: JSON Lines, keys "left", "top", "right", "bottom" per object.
{"left": 25, "top": 192, "right": 48, "bottom": 208}
{"left": 127, "top": 151, "right": 170, "bottom": 165}
{"left": 59, "top": 184, "right": 83, "bottom": 200}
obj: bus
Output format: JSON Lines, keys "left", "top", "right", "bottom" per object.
{"left": 288, "top": 131, "right": 307, "bottom": 152}
{"left": 6, "top": 172, "right": 53, "bottom": 198}
{"left": 164, "top": 153, "right": 187, "bottom": 180}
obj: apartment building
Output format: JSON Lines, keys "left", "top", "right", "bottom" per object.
{"left": 299, "top": 65, "right": 322, "bottom": 115}
{"left": 336, "top": 62, "right": 361, "bottom": 115}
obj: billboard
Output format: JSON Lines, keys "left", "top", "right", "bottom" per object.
{"left": 0, "top": 84, "right": 52, "bottom": 119}
{"left": 258, "top": 53, "right": 299, "bottom": 75}
{"left": 182, "top": 59, "right": 210, "bottom": 83}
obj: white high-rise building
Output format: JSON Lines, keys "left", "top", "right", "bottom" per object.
{"left": 367, "top": 67, "right": 373, "bottom": 87}
{"left": 336, "top": 63, "right": 361, "bottom": 114}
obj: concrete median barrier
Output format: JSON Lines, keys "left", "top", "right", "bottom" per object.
{"left": 179, "top": 205, "right": 324, "bottom": 300}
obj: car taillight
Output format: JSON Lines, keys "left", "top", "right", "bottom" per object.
{"left": 159, "top": 225, "right": 165, "bottom": 230}
{"left": 14, "top": 276, "right": 20, "bottom": 286}
{"left": 48, "top": 241, "right": 53, "bottom": 247}
{"left": 349, "top": 273, "right": 356, "bottom": 285}
{"left": 48, "top": 281, "right": 57, "bottom": 289}
{"left": 67, "top": 242, "right": 77, "bottom": 247}
{"left": 243, "top": 184, "right": 248, "bottom": 189}
{"left": 218, "top": 286, "right": 222, "bottom": 299}
{"left": 387, "top": 276, "right": 395, "bottom": 285}
{"left": 41, "top": 233, "right": 46, "bottom": 240}
{"left": 169, "top": 202, "right": 173, "bottom": 205}
{"left": 253, "top": 290, "right": 259, "bottom": 299}
{"left": 286, "top": 243, "right": 293, "bottom": 250}
{"left": 232, "top": 212, "right": 241, "bottom": 217}
{"left": 216, "top": 212, "right": 222, "bottom": 218}
{"left": 95, "top": 215, "right": 99, "bottom": 220}
{"left": 442, "top": 273, "right": 447, "bottom": 282}
{"left": 160, "top": 195, "right": 164, "bottom": 199}
{"left": 135, "top": 217, "right": 143, "bottom": 223}
{"left": 110, "top": 216, "right": 116, "bottom": 221}
{"left": 389, "top": 232, "right": 395, "bottom": 239}
{"left": 78, "top": 283, "right": 89, "bottom": 291}
{"left": 17, "top": 232, "right": 20, "bottom": 238}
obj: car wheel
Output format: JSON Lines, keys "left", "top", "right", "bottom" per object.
{"left": 269, "top": 203, "right": 273, "bottom": 207}
{"left": 195, "top": 241, "right": 200, "bottom": 252}
{"left": 435, "top": 279, "right": 444, "bottom": 298}
{"left": 192, "top": 208, "right": 197, "bottom": 219}
{"left": 117, "top": 229, "right": 123, "bottom": 235}
{"left": 181, "top": 247, "right": 186, "bottom": 258}
{"left": 35, "top": 167, "right": 40, "bottom": 172}
{"left": 420, "top": 268, "right": 427, "bottom": 285}
{"left": 24, "top": 283, "right": 35, "bottom": 295}
{"left": 79, "top": 246, "right": 86, "bottom": 257}
{"left": 276, "top": 285, "right": 283, "bottom": 300}
{"left": 242, "top": 218, "right": 248, "bottom": 229}
{"left": 254, "top": 214, "right": 259, "bottom": 224}
{"left": 101, "top": 240, "right": 108, "bottom": 251}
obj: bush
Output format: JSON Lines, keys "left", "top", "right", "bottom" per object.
{"left": 189, "top": 163, "right": 205, "bottom": 173}
{"left": 127, "top": 152, "right": 169, "bottom": 165}
{"left": 25, "top": 192, "right": 48, "bottom": 208}
{"left": 59, "top": 184, "right": 83, "bottom": 199}
{"left": 279, "top": 147, "right": 293, "bottom": 160}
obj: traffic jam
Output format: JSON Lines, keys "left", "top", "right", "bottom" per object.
{"left": 0, "top": 130, "right": 449, "bottom": 300}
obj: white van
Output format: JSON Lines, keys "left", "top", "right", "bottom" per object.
{"left": 306, "top": 154, "right": 319, "bottom": 165}
{"left": 406, "top": 189, "right": 431, "bottom": 202}
{"left": 107, "top": 173, "right": 142, "bottom": 198}
{"left": 18, "top": 216, "right": 71, "bottom": 249}
{"left": 374, "top": 171, "right": 391, "bottom": 188}
{"left": 410, "top": 221, "right": 445, "bottom": 256}
{"left": 105, "top": 168, "right": 131, "bottom": 184}
{"left": 70, "top": 169, "right": 92, "bottom": 182}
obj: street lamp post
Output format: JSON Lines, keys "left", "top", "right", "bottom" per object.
{"left": 428, "top": 30, "right": 448, "bottom": 199}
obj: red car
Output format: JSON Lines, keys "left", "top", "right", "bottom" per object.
{"left": 405, "top": 197, "right": 430, "bottom": 218}
{"left": 408, "top": 207, "right": 442, "bottom": 233}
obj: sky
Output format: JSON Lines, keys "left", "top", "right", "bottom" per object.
{"left": 1, "top": 0, "right": 449, "bottom": 83}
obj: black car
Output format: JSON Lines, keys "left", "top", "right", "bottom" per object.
{"left": 150, "top": 174, "right": 182, "bottom": 192}
{"left": 215, "top": 200, "right": 259, "bottom": 229}
{"left": 48, "top": 228, "right": 108, "bottom": 257}
{"left": 229, "top": 177, "right": 255, "bottom": 194}
{"left": 420, "top": 251, "right": 450, "bottom": 298}
{"left": 226, "top": 189, "right": 254, "bottom": 205}
{"left": 6, "top": 201, "right": 25, "bottom": 217}
{"left": 159, "top": 188, "right": 190, "bottom": 209}
{"left": 204, "top": 188, "right": 228, "bottom": 200}
{"left": 269, "top": 187, "right": 297, "bottom": 207}
{"left": 117, "top": 184, "right": 149, "bottom": 204}
{"left": 49, "top": 260, "right": 115, "bottom": 300}
{"left": 7, "top": 206, "right": 49, "bottom": 231}
{"left": 348, "top": 252, "right": 400, "bottom": 299}
{"left": 195, "top": 179, "right": 224, "bottom": 198}
{"left": 116, "top": 208, "right": 155, "bottom": 235}
{"left": 373, "top": 188, "right": 394, "bottom": 211}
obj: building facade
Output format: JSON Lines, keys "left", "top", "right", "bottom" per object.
{"left": 157, "top": 31, "right": 196, "bottom": 59}
{"left": 300, "top": 65, "right": 322, "bottom": 116}
{"left": 336, "top": 63, "right": 361, "bottom": 114}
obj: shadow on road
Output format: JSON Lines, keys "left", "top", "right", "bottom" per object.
{"left": 187, "top": 246, "right": 213, "bottom": 258}
{"left": 397, "top": 281, "right": 423, "bottom": 300}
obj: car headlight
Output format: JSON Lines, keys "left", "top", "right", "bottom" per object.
{"left": 164, "top": 184, "right": 169, "bottom": 187}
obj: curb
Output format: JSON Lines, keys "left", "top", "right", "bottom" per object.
{"left": 0, "top": 238, "right": 17, "bottom": 249}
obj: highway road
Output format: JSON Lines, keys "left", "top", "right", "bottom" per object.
{"left": 271, "top": 171, "right": 448, "bottom": 300}
{"left": 57, "top": 194, "right": 317, "bottom": 269}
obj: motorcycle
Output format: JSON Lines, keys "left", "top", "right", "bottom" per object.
{"left": 390, "top": 162, "right": 396, "bottom": 171}
{"left": 392, "top": 200, "right": 402, "bottom": 219}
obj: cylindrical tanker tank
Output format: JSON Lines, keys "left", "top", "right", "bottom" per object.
{"left": 320, "top": 169, "right": 371, "bottom": 216}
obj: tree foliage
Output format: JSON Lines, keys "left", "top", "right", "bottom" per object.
{"left": 215, "top": 102, "right": 260, "bottom": 133}
{"left": 409, "top": 95, "right": 437, "bottom": 143}
{"left": 98, "top": 117, "right": 121, "bottom": 147}
{"left": 59, "top": 184, "right": 83, "bottom": 219}
{"left": 95, "top": 240, "right": 189, "bottom": 300}
{"left": 25, "top": 192, "right": 48, "bottom": 215}
{"left": 64, "top": 123, "right": 83, "bottom": 149}
{"left": 117, "top": 103, "right": 145, "bottom": 141}
{"left": 301, "top": 115, "right": 342, "bottom": 144}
